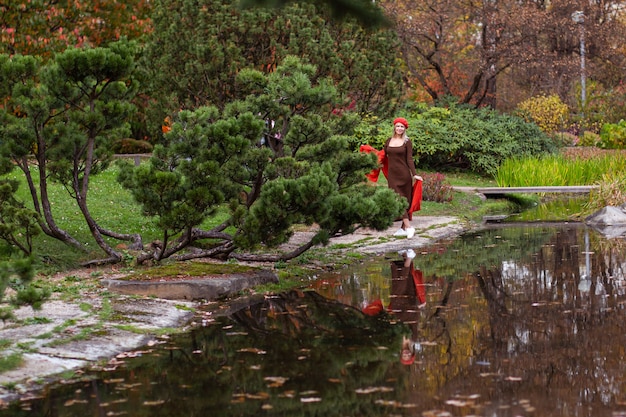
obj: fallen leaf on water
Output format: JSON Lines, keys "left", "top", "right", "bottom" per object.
{"left": 142, "top": 400, "right": 165, "bottom": 406}
{"left": 374, "top": 399, "right": 419, "bottom": 409}
{"left": 246, "top": 392, "right": 270, "bottom": 400}
{"left": 422, "top": 410, "right": 453, "bottom": 417}
{"left": 63, "top": 399, "right": 88, "bottom": 407}
{"left": 117, "top": 383, "right": 142, "bottom": 390}
{"left": 300, "top": 397, "right": 322, "bottom": 403}
{"left": 355, "top": 386, "right": 394, "bottom": 394}
{"left": 237, "top": 347, "right": 267, "bottom": 354}
{"left": 104, "top": 378, "right": 125, "bottom": 384}
{"left": 111, "top": 399, "right": 128, "bottom": 404}
{"left": 264, "top": 376, "right": 288, "bottom": 387}
{"left": 374, "top": 400, "right": 400, "bottom": 407}
{"left": 445, "top": 399, "right": 470, "bottom": 407}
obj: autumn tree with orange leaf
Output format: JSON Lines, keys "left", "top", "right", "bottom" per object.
{"left": 380, "top": 0, "right": 626, "bottom": 118}
{"left": 0, "top": 0, "right": 152, "bottom": 58}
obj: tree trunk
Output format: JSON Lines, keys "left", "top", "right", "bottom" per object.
{"left": 74, "top": 137, "right": 122, "bottom": 262}
{"left": 18, "top": 154, "right": 85, "bottom": 251}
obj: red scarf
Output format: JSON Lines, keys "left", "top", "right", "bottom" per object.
{"left": 359, "top": 144, "right": 422, "bottom": 219}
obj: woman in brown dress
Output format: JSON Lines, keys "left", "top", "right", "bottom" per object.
{"left": 384, "top": 117, "right": 422, "bottom": 238}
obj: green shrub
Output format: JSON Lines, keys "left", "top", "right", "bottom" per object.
{"left": 411, "top": 103, "right": 557, "bottom": 176}
{"left": 111, "top": 138, "right": 154, "bottom": 154}
{"left": 579, "top": 131, "right": 601, "bottom": 147}
{"left": 552, "top": 132, "right": 579, "bottom": 147}
{"left": 599, "top": 120, "right": 626, "bottom": 149}
{"left": 354, "top": 102, "right": 556, "bottom": 177}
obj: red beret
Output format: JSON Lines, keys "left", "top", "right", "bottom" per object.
{"left": 401, "top": 352, "right": 416, "bottom": 365}
{"left": 393, "top": 117, "right": 409, "bottom": 129}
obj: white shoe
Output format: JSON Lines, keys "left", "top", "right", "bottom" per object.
{"left": 398, "top": 250, "right": 407, "bottom": 256}
{"left": 393, "top": 228, "right": 407, "bottom": 237}
{"left": 406, "top": 227, "right": 415, "bottom": 239}
{"left": 406, "top": 249, "right": 416, "bottom": 259}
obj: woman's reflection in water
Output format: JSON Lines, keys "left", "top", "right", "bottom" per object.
{"left": 362, "top": 249, "right": 426, "bottom": 365}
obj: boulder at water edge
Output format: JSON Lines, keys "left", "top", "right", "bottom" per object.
{"left": 585, "top": 206, "right": 626, "bottom": 225}
{"left": 585, "top": 206, "right": 626, "bottom": 238}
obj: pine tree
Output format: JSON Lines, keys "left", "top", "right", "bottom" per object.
{"left": 143, "top": 0, "right": 402, "bottom": 141}
{"left": 119, "top": 57, "right": 405, "bottom": 263}
{"left": 0, "top": 42, "right": 142, "bottom": 264}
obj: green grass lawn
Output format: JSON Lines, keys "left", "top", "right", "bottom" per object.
{"left": 2, "top": 163, "right": 511, "bottom": 273}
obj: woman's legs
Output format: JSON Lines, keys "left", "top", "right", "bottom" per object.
{"left": 402, "top": 217, "right": 415, "bottom": 238}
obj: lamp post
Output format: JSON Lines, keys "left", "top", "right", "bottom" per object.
{"left": 571, "top": 11, "right": 586, "bottom": 122}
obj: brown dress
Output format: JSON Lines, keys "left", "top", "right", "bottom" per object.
{"left": 388, "top": 260, "right": 426, "bottom": 339}
{"left": 384, "top": 138, "right": 417, "bottom": 220}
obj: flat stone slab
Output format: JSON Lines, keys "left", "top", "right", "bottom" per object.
{"left": 102, "top": 269, "right": 279, "bottom": 300}
{"left": 0, "top": 298, "right": 195, "bottom": 394}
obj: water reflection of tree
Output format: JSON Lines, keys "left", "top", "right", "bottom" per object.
{"left": 4, "top": 289, "right": 419, "bottom": 417}
{"left": 420, "top": 225, "right": 626, "bottom": 414}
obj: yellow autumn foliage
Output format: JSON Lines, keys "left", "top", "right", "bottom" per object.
{"left": 517, "top": 94, "right": 570, "bottom": 133}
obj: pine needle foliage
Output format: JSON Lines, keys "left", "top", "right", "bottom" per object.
{"left": 118, "top": 57, "right": 405, "bottom": 263}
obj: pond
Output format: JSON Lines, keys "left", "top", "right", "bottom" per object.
{"left": 3, "top": 224, "right": 626, "bottom": 417}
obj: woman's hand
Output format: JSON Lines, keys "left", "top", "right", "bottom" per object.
{"left": 413, "top": 175, "right": 423, "bottom": 181}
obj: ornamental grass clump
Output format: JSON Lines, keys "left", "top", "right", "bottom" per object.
{"left": 584, "top": 174, "right": 626, "bottom": 213}
{"left": 496, "top": 152, "right": 626, "bottom": 187}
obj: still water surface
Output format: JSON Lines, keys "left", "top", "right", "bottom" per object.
{"left": 4, "top": 224, "right": 626, "bottom": 417}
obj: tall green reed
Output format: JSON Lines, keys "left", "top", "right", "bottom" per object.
{"left": 496, "top": 154, "right": 626, "bottom": 187}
